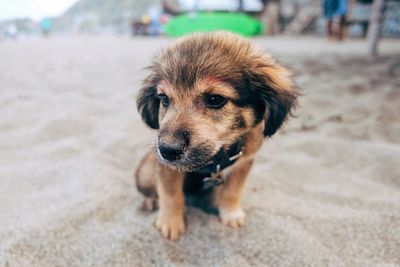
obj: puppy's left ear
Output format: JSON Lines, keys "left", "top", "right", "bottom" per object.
{"left": 250, "top": 60, "right": 299, "bottom": 137}
{"left": 136, "top": 73, "right": 160, "bottom": 129}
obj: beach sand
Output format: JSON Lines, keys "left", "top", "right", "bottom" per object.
{"left": 0, "top": 36, "right": 399, "bottom": 266}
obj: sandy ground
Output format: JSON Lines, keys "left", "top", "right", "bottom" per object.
{"left": 0, "top": 36, "right": 399, "bottom": 267}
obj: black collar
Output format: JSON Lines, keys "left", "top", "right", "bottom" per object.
{"left": 190, "top": 139, "right": 244, "bottom": 189}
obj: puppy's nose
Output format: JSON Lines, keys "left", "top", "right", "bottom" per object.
{"left": 158, "top": 143, "right": 184, "bottom": 161}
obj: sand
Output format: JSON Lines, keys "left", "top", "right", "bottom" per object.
{"left": 0, "top": 35, "right": 399, "bottom": 267}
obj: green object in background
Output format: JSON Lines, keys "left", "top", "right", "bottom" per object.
{"left": 164, "top": 12, "right": 263, "bottom": 37}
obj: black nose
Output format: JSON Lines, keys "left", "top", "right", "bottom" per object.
{"left": 158, "top": 143, "right": 184, "bottom": 161}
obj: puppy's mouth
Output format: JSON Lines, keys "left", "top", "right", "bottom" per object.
{"left": 156, "top": 146, "right": 219, "bottom": 172}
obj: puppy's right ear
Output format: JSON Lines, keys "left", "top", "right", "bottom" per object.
{"left": 137, "top": 74, "right": 160, "bottom": 129}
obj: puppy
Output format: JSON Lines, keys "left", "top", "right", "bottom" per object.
{"left": 135, "top": 31, "right": 299, "bottom": 240}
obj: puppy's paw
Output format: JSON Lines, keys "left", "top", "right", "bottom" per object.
{"left": 219, "top": 208, "right": 246, "bottom": 229}
{"left": 155, "top": 213, "right": 185, "bottom": 240}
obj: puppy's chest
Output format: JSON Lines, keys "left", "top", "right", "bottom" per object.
{"left": 183, "top": 138, "right": 245, "bottom": 196}
{"left": 183, "top": 169, "right": 227, "bottom": 195}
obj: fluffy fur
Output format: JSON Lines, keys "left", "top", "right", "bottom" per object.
{"left": 135, "top": 31, "right": 299, "bottom": 240}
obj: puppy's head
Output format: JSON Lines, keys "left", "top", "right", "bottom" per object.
{"left": 137, "top": 31, "right": 299, "bottom": 171}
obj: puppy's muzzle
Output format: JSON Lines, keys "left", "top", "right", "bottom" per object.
{"left": 158, "top": 142, "right": 185, "bottom": 161}
{"left": 158, "top": 129, "right": 190, "bottom": 162}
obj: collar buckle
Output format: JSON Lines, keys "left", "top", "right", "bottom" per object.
{"left": 202, "top": 164, "right": 223, "bottom": 189}
{"left": 200, "top": 144, "right": 244, "bottom": 190}
{"left": 229, "top": 150, "right": 243, "bottom": 162}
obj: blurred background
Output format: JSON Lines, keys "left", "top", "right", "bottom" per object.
{"left": 1, "top": 0, "right": 399, "bottom": 47}
{"left": 1, "top": 0, "right": 400, "bottom": 266}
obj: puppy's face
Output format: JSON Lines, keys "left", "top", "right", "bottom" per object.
{"left": 154, "top": 79, "right": 255, "bottom": 170}
{"left": 137, "top": 32, "right": 298, "bottom": 171}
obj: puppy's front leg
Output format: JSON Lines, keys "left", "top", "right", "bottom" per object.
{"left": 155, "top": 164, "right": 185, "bottom": 240}
{"left": 215, "top": 160, "right": 253, "bottom": 228}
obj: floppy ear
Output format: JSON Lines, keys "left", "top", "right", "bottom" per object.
{"left": 136, "top": 74, "right": 160, "bottom": 129}
{"left": 260, "top": 87, "right": 298, "bottom": 137}
{"left": 249, "top": 62, "right": 299, "bottom": 137}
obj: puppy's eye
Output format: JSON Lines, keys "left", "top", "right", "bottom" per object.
{"left": 157, "top": 94, "right": 170, "bottom": 108}
{"left": 205, "top": 94, "right": 227, "bottom": 109}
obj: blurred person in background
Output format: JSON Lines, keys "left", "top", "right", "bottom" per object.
{"left": 322, "top": 0, "right": 348, "bottom": 40}
{"left": 265, "top": 0, "right": 281, "bottom": 35}
{"left": 40, "top": 18, "right": 52, "bottom": 36}
{"left": 132, "top": 14, "right": 151, "bottom": 36}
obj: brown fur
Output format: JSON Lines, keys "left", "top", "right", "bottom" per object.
{"left": 135, "top": 31, "right": 299, "bottom": 240}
